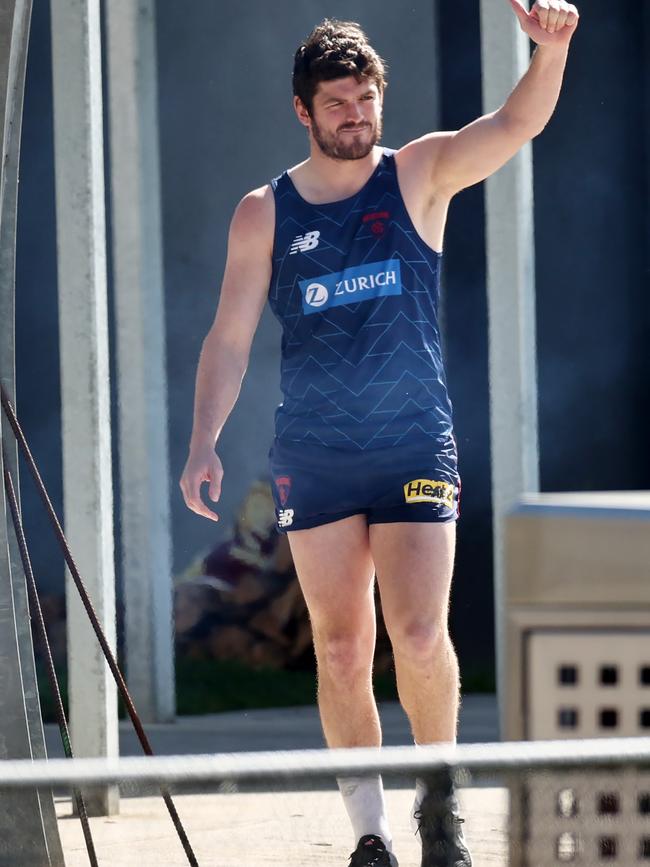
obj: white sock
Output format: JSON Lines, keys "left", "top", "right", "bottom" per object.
{"left": 337, "top": 774, "right": 393, "bottom": 852}
{"left": 411, "top": 742, "right": 428, "bottom": 833}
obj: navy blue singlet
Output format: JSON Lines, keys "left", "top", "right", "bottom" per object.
{"left": 268, "top": 147, "right": 454, "bottom": 452}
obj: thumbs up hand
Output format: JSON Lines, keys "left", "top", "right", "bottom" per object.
{"left": 508, "top": 0, "right": 579, "bottom": 46}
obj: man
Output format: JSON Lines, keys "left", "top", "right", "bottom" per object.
{"left": 180, "top": 2, "right": 579, "bottom": 864}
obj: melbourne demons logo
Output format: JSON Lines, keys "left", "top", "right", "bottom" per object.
{"left": 362, "top": 210, "right": 390, "bottom": 236}
{"left": 275, "top": 475, "right": 292, "bottom": 507}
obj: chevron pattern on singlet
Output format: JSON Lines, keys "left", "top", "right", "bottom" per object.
{"left": 268, "top": 148, "right": 454, "bottom": 451}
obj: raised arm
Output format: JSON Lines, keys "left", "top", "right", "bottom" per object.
{"left": 180, "top": 185, "right": 274, "bottom": 521}
{"left": 401, "top": 0, "right": 579, "bottom": 197}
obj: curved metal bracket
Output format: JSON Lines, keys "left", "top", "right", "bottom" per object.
{"left": 0, "top": 0, "right": 65, "bottom": 863}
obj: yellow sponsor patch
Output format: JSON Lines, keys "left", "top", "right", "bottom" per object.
{"left": 403, "top": 478, "right": 455, "bottom": 508}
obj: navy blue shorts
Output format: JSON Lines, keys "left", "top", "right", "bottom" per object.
{"left": 268, "top": 437, "right": 461, "bottom": 533}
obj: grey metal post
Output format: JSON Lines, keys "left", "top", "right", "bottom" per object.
{"left": 50, "top": 0, "right": 119, "bottom": 814}
{"left": 0, "top": 0, "right": 65, "bottom": 862}
{"left": 479, "top": 0, "right": 540, "bottom": 738}
{"left": 104, "top": 0, "right": 175, "bottom": 722}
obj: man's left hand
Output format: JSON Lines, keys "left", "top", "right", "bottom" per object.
{"left": 508, "top": 0, "right": 580, "bottom": 46}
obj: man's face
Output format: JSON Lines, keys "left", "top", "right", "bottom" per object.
{"left": 298, "top": 76, "right": 383, "bottom": 161}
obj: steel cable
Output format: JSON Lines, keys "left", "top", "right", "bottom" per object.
{"left": 0, "top": 383, "right": 199, "bottom": 867}
{"left": 2, "top": 452, "right": 99, "bottom": 867}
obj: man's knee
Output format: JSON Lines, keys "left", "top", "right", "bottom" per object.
{"left": 391, "top": 618, "right": 451, "bottom": 664}
{"left": 314, "top": 631, "right": 375, "bottom": 682}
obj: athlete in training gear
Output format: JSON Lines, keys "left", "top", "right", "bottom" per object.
{"left": 269, "top": 149, "right": 452, "bottom": 452}
{"left": 268, "top": 147, "right": 460, "bottom": 532}
{"left": 180, "top": 3, "right": 579, "bottom": 863}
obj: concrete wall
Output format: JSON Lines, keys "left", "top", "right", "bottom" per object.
{"left": 156, "top": 0, "right": 440, "bottom": 579}
{"left": 13, "top": 0, "right": 650, "bottom": 678}
{"left": 437, "top": 0, "right": 650, "bottom": 671}
{"left": 533, "top": 0, "right": 650, "bottom": 492}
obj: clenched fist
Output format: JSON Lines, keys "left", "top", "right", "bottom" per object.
{"left": 509, "top": 0, "right": 580, "bottom": 45}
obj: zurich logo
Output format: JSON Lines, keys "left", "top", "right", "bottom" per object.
{"left": 299, "top": 259, "right": 402, "bottom": 316}
{"left": 305, "top": 282, "right": 329, "bottom": 308}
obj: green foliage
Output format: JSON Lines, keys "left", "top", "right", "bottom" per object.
{"left": 35, "top": 655, "right": 493, "bottom": 724}
{"left": 460, "top": 663, "right": 496, "bottom": 693}
{"left": 174, "top": 657, "right": 317, "bottom": 714}
{"left": 35, "top": 662, "right": 68, "bottom": 723}
{"left": 175, "top": 657, "right": 403, "bottom": 714}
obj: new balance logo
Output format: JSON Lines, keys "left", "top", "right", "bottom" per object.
{"left": 278, "top": 509, "right": 295, "bottom": 528}
{"left": 290, "top": 230, "right": 320, "bottom": 255}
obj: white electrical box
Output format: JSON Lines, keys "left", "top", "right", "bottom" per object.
{"left": 502, "top": 492, "right": 650, "bottom": 866}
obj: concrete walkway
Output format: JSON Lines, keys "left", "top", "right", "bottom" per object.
{"left": 45, "top": 694, "right": 500, "bottom": 758}
{"left": 55, "top": 786, "right": 509, "bottom": 866}
{"left": 49, "top": 696, "right": 509, "bottom": 866}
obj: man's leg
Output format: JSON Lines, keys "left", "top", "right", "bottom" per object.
{"left": 288, "top": 515, "right": 395, "bottom": 861}
{"left": 369, "top": 521, "right": 458, "bottom": 745}
{"left": 369, "top": 521, "right": 471, "bottom": 865}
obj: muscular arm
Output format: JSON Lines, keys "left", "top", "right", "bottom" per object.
{"left": 400, "top": 1, "right": 579, "bottom": 197}
{"left": 180, "top": 185, "right": 274, "bottom": 520}
{"left": 431, "top": 43, "right": 569, "bottom": 195}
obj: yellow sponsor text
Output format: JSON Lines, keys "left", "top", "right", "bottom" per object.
{"left": 403, "top": 478, "right": 455, "bottom": 507}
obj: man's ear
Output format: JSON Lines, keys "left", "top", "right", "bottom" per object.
{"left": 293, "top": 95, "right": 311, "bottom": 129}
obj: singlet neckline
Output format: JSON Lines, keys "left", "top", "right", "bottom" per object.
{"left": 284, "top": 149, "right": 388, "bottom": 209}
{"left": 280, "top": 147, "right": 444, "bottom": 259}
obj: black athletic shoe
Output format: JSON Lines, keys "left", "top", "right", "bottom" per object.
{"left": 348, "top": 834, "right": 396, "bottom": 866}
{"left": 414, "top": 789, "right": 472, "bottom": 867}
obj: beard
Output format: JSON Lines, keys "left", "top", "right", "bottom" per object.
{"left": 311, "top": 115, "right": 383, "bottom": 161}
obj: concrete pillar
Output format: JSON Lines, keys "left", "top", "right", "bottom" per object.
{"left": 50, "top": 0, "right": 119, "bottom": 814}
{"left": 104, "top": 0, "right": 175, "bottom": 722}
{"left": 0, "top": 0, "right": 65, "bottom": 861}
{"left": 479, "top": 0, "right": 540, "bottom": 738}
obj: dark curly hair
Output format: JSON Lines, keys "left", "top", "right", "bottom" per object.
{"left": 292, "top": 19, "right": 388, "bottom": 115}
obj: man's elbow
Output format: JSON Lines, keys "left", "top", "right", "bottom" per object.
{"left": 202, "top": 327, "right": 249, "bottom": 377}
{"left": 497, "top": 108, "right": 546, "bottom": 142}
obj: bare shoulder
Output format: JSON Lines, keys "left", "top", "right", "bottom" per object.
{"left": 392, "top": 134, "right": 457, "bottom": 253}
{"left": 396, "top": 131, "right": 452, "bottom": 162}
{"left": 395, "top": 132, "right": 455, "bottom": 188}
{"left": 229, "top": 184, "right": 275, "bottom": 255}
